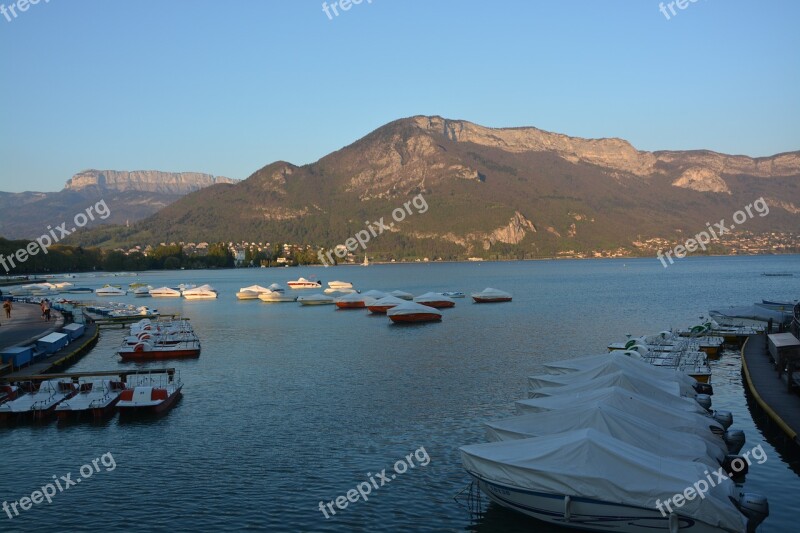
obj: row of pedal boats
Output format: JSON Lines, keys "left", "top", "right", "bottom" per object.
{"left": 117, "top": 319, "right": 201, "bottom": 360}
{"left": 236, "top": 286, "right": 512, "bottom": 323}
{"left": 459, "top": 351, "right": 769, "bottom": 533}
{"left": 0, "top": 373, "right": 183, "bottom": 422}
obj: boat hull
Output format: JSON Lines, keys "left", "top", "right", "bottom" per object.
{"left": 118, "top": 389, "right": 182, "bottom": 415}
{"left": 236, "top": 292, "right": 261, "bottom": 300}
{"left": 119, "top": 348, "right": 200, "bottom": 361}
{"left": 259, "top": 296, "right": 297, "bottom": 303}
{"left": 368, "top": 305, "right": 397, "bottom": 314}
{"left": 389, "top": 313, "right": 442, "bottom": 323}
{"left": 470, "top": 476, "right": 724, "bottom": 533}
{"left": 416, "top": 300, "right": 455, "bottom": 309}
{"left": 288, "top": 283, "right": 322, "bottom": 289}
{"left": 336, "top": 301, "right": 366, "bottom": 309}
{"left": 473, "top": 296, "right": 512, "bottom": 303}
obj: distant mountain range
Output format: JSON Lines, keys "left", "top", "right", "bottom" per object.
{"left": 0, "top": 170, "right": 237, "bottom": 239}
{"left": 52, "top": 117, "right": 800, "bottom": 258}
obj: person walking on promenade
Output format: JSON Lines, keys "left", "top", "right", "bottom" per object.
{"left": 40, "top": 299, "right": 46, "bottom": 320}
{"left": 43, "top": 299, "right": 51, "bottom": 322}
{"left": 3, "top": 299, "right": 11, "bottom": 319}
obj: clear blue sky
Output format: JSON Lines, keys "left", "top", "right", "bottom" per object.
{"left": 1, "top": 0, "right": 798, "bottom": 192}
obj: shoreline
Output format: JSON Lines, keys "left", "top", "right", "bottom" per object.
{"left": 1, "top": 252, "right": 797, "bottom": 280}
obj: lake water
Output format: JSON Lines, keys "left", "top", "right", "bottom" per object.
{"left": 1, "top": 255, "right": 799, "bottom": 532}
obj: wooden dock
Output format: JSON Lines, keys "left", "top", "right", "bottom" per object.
{"left": 6, "top": 367, "right": 177, "bottom": 384}
{"left": 83, "top": 309, "right": 184, "bottom": 328}
{"left": 741, "top": 333, "right": 800, "bottom": 446}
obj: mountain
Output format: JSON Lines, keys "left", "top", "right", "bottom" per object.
{"left": 67, "top": 116, "right": 800, "bottom": 258}
{"left": 0, "top": 170, "right": 237, "bottom": 239}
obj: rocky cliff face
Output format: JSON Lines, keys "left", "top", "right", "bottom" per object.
{"left": 413, "top": 116, "right": 659, "bottom": 176}
{"left": 671, "top": 168, "right": 731, "bottom": 193}
{"left": 411, "top": 116, "right": 800, "bottom": 186}
{"left": 65, "top": 170, "right": 237, "bottom": 195}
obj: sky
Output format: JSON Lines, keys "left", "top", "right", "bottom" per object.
{"left": 0, "top": 0, "right": 798, "bottom": 192}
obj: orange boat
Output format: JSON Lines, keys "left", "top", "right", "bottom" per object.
{"left": 367, "top": 295, "right": 406, "bottom": 314}
{"left": 414, "top": 292, "right": 456, "bottom": 309}
{"left": 471, "top": 287, "right": 513, "bottom": 303}
{"left": 335, "top": 293, "right": 367, "bottom": 309}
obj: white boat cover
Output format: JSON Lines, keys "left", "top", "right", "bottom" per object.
{"left": 386, "top": 301, "right": 442, "bottom": 317}
{"left": 527, "top": 369, "right": 697, "bottom": 400}
{"left": 460, "top": 428, "right": 746, "bottom": 532}
{"left": 238, "top": 285, "right": 271, "bottom": 293}
{"left": 96, "top": 286, "right": 125, "bottom": 294}
{"left": 414, "top": 292, "right": 455, "bottom": 304}
{"left": 183, "top": 284, "right": 216, "bottom": 295}
{"left": 258, "top": 292, "right": 296, "bottom": 302}
{"left": 528, "top": 353, "right": 698, "bottom": 393}
{"left": 484, "top": 403, "right": 726, "bottom": 464}
{"left": 24, "top": 283, "right": 57, "bottom": 291}
{"left": 336, "top": 292, "right": 366, "bottom": 303}
{"left": 390, "top": 290, "right": 414, "bottom": 300}
{"left": 324, "top": 287, "right": 356, "bottom": 294}
{"left": 535, "top": 352, "right": 699, "bottom": 387}
{"left": 472, "top": 287, "right": 512, "bottom": 299}
{"left": 516, "top": 385, "right": 709, "bottom": 416}
{"left": 362, "top": 290, "right": 388, "bottom": 299}
{"left": 369, "top": 295, "right": 406, "bottom": 307}
{"left": 297, "top": 293, "right": 334, "bottom": 302}
{"left": 150, "top": 287, "right": 181, "bottom": 296}
{"left": 711, "top": 304, "right": 792, "bottom": 325}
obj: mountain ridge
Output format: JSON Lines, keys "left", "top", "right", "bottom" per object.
{"left": 59, "top": 115, "right": 800, "bottom": 258}
{"left": 0, "top": 170, "right": 238, "bottom": 239}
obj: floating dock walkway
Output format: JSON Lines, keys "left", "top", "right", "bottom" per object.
{"left": 82, "top": 309, "right": 184, "bottom": 328}
{"left": 741, "top": 333, "right": 800, "bottom": 447}
{"left": 7, "top": 367, "right": 177, "bottom": 384}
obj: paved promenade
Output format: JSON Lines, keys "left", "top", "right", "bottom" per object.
{"left": 0, "top": 302, "right": 64, "bottom": 351}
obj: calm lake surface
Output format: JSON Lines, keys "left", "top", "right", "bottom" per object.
{"left": 1, "top": 255, "right": 799, "bottom": 532}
